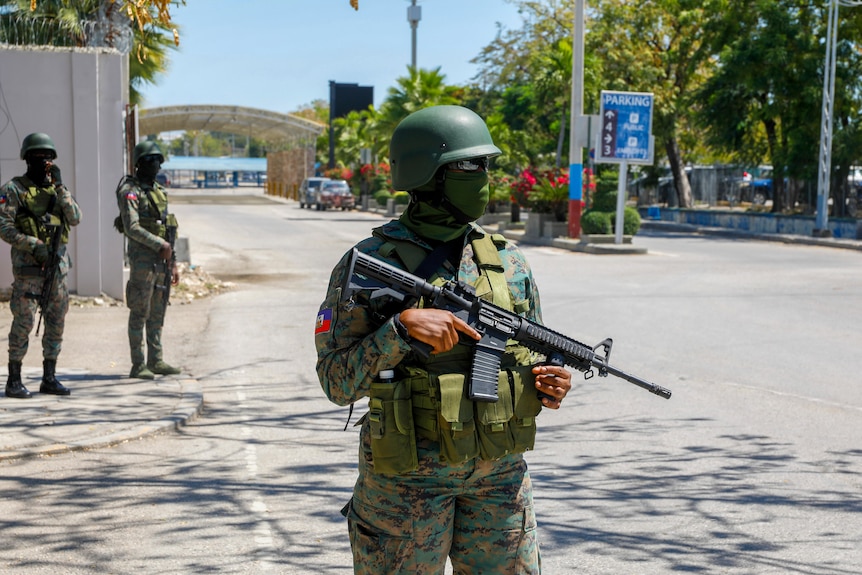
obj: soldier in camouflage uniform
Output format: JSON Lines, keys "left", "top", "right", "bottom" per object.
{"left": 116, "top": 141, "right": 180, "bottom": 380}
{"left": 316, "top": 106, "right": 572, "bottom": 574}
{"left": 0, "top": 133, "right": 82, "bottom": 399}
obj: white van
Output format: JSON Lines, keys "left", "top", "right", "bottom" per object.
{"left": 299, "top": 177, "right": 330, "bottom": 209}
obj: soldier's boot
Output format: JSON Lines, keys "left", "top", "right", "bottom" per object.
{"left": 40, "top": 359, "right": 71, "bottom": 396}
{"left": 5, "top": 361, "right": 32, "bottom": 399}
{"left": 130, "top": 363, "right": 155, "bottom": 380}
{"left": 147, "top": 360, "right": 181, "bottom": 376}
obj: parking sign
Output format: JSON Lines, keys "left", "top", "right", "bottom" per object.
{"left": 597, "top": 91, "right": 654, "bottom": 165}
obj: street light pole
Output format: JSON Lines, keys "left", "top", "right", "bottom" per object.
{"left": 815, "top": 0, "right": 839, "bottom": 236}
{"left": 407, "top": 0, "right": 421, "bottom": 70}
{"left": 567, "top": 0, "right": 586, "bottom": 239}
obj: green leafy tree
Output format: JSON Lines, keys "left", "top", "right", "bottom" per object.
{"left": 373, "top": 67, "right": 461, "bottom": 145}
{"left": 697, "top": 1, "right": 833, "bottom": 213}
{"left": 589, "top": 0, "right": 720, "bottom": 209}
{"left": 471, "top": 1, "right": 601, "bottom": 174}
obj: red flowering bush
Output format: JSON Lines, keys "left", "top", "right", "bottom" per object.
{"left": 509, "top": 169, "right": 537, "bottom": 207}
{"left": 322, "top": 166, "right": 353, "bottom": 184}
{"left": 356, "top": 162, "right": 391, "bottom": 193}
{"left": 509, "top": 168, "right": 570, "bottom": 221}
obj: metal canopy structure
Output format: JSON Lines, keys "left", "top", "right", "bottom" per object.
{"left": 138, "top": 105, "right": 325, "bottom": 144}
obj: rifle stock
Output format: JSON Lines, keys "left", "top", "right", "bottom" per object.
{"left": 342, "top": 249, "right": 672, "bottom": 401}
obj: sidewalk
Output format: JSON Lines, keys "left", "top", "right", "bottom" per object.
{"left": 0, "top": 369, "right": 202, "bottom": 461}
{"left": 0, "top": 288, "right": 210, "bottom": 462}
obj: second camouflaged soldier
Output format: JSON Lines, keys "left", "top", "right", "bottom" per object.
{"left": 0, "top": 132, "right": 82, "bottom": 399}
{"left": 116, "top": 141, "right": 180, "bottom": 380}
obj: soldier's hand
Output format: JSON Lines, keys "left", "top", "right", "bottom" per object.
{"left": 33, "top": 241, "right": 49, "bottom": 264}
{"left": 399, "top": 308, "right": 481, "bottom": 354}
{"left": 158, "top": 241, "right": 172, "bottom": 261}
{"left": 532, "top": 364, "right": 572, "bottom": 410}
{"left": 48, "top": 163, "right": 62, "bottom": 186}
{"left": 171, "top": 263, "right": 180, "bottom": 285}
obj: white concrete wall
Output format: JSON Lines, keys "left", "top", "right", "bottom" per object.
{"left": 0, "top": 45, "right": 127, "bottom": 299}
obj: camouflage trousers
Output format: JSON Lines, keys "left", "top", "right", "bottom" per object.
{"left": 126, "top": 258, "right": 168, "bottom": 366}
{"left": 343, "top": 429, "right": 541, "bottom": 575}
{"left": 8, "top": 269, "right": 69, "bottom": 362}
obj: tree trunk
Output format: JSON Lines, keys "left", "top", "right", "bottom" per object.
{"left": 665, "top": 138, "right": 692, "bottom": 208}
{"left": 761, "top": 118, "right": 785, "bottom": 213}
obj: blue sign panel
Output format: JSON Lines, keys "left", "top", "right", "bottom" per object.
{"left": 597, "top": 91, "right": 654, "bottom": 165}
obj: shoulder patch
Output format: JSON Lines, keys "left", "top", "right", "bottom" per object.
{"left": 0, "top": 195, "right": 6, "bottom": 204}
{"left": 315, "top": 308, "right": 333, "bottom": 335}
{"left": 125, "top": 191, "right": 138, "bottom": 200}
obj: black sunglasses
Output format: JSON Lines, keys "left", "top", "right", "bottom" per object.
{"left": 447, "top": 158, "right": 488, "bottom": 172}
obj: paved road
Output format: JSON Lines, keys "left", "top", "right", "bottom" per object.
{"left": 1, "top": 193, "right": 859, "bottom": 574}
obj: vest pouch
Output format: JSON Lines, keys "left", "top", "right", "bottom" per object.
{"left": 437, "top": 373, "right": 479, "bottom": 464}
{"left": 476, "top": 370, "right": 516, "bottom": 460}
{"left": 509, "top": 365, "right": 543, "bottom": 452}
{"left": 368, "top": 378, "right": 418, "bottom": 475}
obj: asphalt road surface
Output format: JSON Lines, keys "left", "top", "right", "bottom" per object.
{"left": 1, "top": 193, "right": 859, "bottom": 574}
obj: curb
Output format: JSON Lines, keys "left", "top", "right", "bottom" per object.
{"left": 640, "top": 220, "right": 862, "bottom": 251}
{"left": 0, "top": 378, "right": 204, "bottom": 462}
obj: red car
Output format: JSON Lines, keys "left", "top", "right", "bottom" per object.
{"left": 322, "top": 180, "right": 355, "bottom": 210}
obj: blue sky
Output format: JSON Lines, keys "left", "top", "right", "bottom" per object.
{"left": 141, "top": 0, "right": 526, "bottom": 114}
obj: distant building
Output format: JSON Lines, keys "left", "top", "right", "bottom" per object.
{"left": 160, "top": 156, "right": 267, "bottom": 188}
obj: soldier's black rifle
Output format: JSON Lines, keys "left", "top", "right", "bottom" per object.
{"left": 342, "top": 249, "right": 672, "bottom": 402}
{"left": 34, "top": 221, "right": 63, "bottom": 336}
{"left": 155, "top": 216, "right": 177, "bottom": 306}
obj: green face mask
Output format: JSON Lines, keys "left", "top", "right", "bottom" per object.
{"left": 442, "top": 171, "right": 490, "bottom": 223}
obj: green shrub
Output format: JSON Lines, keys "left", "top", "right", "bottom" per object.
{"left": 393, "top": 191, "right": 410, "bottom": 205}
{"left": 582, "top": 207, "right": 641, "bottom": 236}
{"left": 614, "top": 206, "right": 642, "bottom": 235}
{"left": 581, "top": 210, "right": 612, "bottom": 234}
{"left": 374, "top": 190, "right": 393, "bottom": 207}
{"left": 602, "top": 207, "right": 642, "bottom": 235}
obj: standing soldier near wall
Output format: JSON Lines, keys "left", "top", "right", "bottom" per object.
{"left": 0, "top": 132, "right": 82, "bottom": 399}
{"left": 115, "top": 141, "right": 180, "bottom": 380}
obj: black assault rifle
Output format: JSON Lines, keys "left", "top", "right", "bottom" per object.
{"left": 155, "top": 217, "right": 177, "bottom": 306}
{"left": 34, "top": 222, "right": 63, "bottom": 336}
{"left": 342, "top": 249, "right": 672, "bottom": 402}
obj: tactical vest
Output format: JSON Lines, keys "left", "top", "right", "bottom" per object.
{"left": 365, "top": 230, "right": 543, "bottom": 475}
{"left": 135, "top": 184, "right": 176, "bottom": 239}
{"left": 11, "top": 177, "right": 69, "bottom": 245}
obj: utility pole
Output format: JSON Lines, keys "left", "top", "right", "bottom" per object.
{"left": 567, "top": 0, "right": 586, "bottom": 238}
{"left": 815, "top": 0, "right": 839, "bottom": 237}
{"left": 407, "top": 0, "right": 422, "bottom": 70}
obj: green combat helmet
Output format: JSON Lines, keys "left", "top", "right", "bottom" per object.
{"left": 132, "top": 140, "right": 165, "bottom": 166}
{"left": 20, "top": 132, "right": 57, "bottom": 160}
{"left": 389, "top": 105, "right": 501, "bottom": 191}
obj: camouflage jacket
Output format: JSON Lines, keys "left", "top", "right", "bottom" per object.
{"left": 116, "top": 176, "right": 176, "bottom": 263}
{"left": 315, "top": 220, "right": 543, "bottom": 407}
{"left": 0, "top": 176, "right": 81, "bottom": 270}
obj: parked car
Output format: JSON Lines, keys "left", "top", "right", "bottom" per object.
{"left": 749, "top": 166, "right": 773, "bottom": 205}
{"left": 326, "top": 180, "right": 355, "bottom": 210}
{"left": 316, "top": 179, "right": 352, "bottom": 210}
{"left": 299, "top": 177, "right": 330, "bottom": 209}
{"left": 156, "top": 171, "right": 171, "bottom": 187}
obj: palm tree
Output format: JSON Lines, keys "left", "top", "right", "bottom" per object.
{"left": 373, "top": 67, "right": 462, "bottom": 145}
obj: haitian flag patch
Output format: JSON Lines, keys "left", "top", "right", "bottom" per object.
{"left": 315, "top": 308, "right": 333, "bottom": 335}
{"left": 125, "top": 191, "right": 138, "bottom": 200}
{"left": 0, "top": 194, "right": 6, "bottom": 205}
